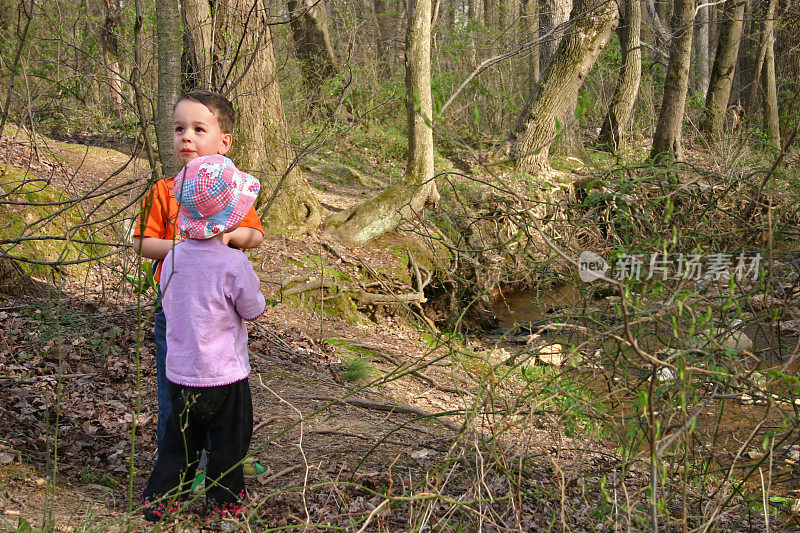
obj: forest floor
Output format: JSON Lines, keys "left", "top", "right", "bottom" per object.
{"left": 0, "top": 131, "right": 561, "bottom": 532}
{"left": 0, "top": 129, "right": 794, "bottom": 531}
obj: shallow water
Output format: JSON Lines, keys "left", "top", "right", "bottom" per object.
{"left": 491, "top": 284, "right": 589, "bottom": 331}
{"left": 490, "top": 284, "right": 800, "bottom": 499}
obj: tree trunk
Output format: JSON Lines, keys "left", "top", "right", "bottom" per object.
{"left": 288, "top": 0, "right": 339, "bottom": 111}
{"left": 523, "top": 0, "right": 541, "bottom": 89}
{"left": 692, "top": 1, "right": 709, "bottom": 95}
{"left": 325, "top": 0, "right": 439, "bottom": 246}
{"left": 597, "top": 0, "right": 642, "bottom": 151}
{"left": 655, "top": 0, "right": 669, "bottom": 24}
{"left": 649, "top": 0, "right": 694, "bottom": 163}
{"left": 503, "top": 0, "right": 521, "bottom": 46}
{"left": 223, "top": 0, "right": 324, "bottom": 232}
{"left": 744, "top": 0, "right": 772, "bottom": 114}
{"left": 735, "top": 0, "right": 755, "bottom": 102}
{"left": 99, "top": 0, "right": 123, "bottom": 108}
{"left": 510, "top": 0, "right": 618, "bottom": 174}
{"left": 468, "top": 0, "right": 482, "bottom": 24}
{"left": 701, "top": 0, "right": 746, "bottom": 135}
{"left": 484, "top": 0, "right": 498, "bottom": 28}
{"left": 374, "top": 0, "right": 394, "bottom": 73}
{"left": 183, "top": 0, "right": 214, "bottom": 88}
{"left": 540, "top": 0, "right": 572, "bottom": 71}
{"left": 762, "top": 4, "right": 780, "bottom": 149}
{"left": 155, "top": 0, "right": 183, "bottom": 177}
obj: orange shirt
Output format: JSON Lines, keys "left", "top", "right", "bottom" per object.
{"left": 133, "top": 175, "right": 263, "bottom": 281}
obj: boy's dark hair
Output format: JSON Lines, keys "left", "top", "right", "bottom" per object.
{"left": 175, "top": 90, "right": 236, "bottom": 133}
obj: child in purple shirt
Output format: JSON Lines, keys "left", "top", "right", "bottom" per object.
{"left": 141, "top": 154, "right": 266, "bottom": 522}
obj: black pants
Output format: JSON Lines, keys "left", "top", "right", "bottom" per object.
{"left": 142, "top": 378, "right": 253, "bottom": 513}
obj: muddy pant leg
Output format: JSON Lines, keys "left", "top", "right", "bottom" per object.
{"left": 205, "top": 378, "right": 253, "bottom": 512}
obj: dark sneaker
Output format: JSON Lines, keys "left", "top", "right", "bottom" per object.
{"left": 142, "top": 496, "right": 180, "bottom": 522}
{"left": 205, "top": 499, "right": 247, "bottom": 524}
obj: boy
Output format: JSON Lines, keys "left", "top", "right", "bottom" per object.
{"left": 140, "top": 154, "right": 265, "bottom": 521}
{"left": 132, "top": 90, "right": 263, "bottom": 448}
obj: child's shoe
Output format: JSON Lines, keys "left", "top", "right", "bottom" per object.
{"left": 242, "top": 458, "right": 266, "bottom": 477}
{"left": 141, "top": 495, "right": 180, "bottom": 522}
{"left": 205, "top": 499, "right": 247, "bottom": 525}
{"left": 191, "top": 469, "right": 206, "bottom": 495}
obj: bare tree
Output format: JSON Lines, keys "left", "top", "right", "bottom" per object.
{"left": 692, "top": 1, "right": 710, "bottom": 95}
{"left": 288, "top": 0, "right": 340, "bottom": 113}
{"left": 597, "top": 0, "right": 642, "bottom": 151}
{"left": 223, "top": 0, "right": 324, "bottom": 231}
{"left": 539, "top": 0, "right": 572, "bottom": 70}
{"left": 509, "top": 0, "right": 619, "bottom": 174}
{"left": 155, "top": 0, "right": 183, "bottom": 177}
{"left": 522, "top": 0, "right": 541, "bottom": 88}
{"left": 182, "top": 0, "right": 215, "bottom": 88}
{"left": 325, "top": 0, "right": 439, "bottom": 246}
{"left": 701, "top": 0, "right": 746, "bottom": 135}
{"left": 650, "top": 0, "right": 694, "bottom": 162}
{"left": 760, "top": 0, "right": 780, "bottom": 148}
{"left": 98, "top": 0, "right": 123, "bottom": 108}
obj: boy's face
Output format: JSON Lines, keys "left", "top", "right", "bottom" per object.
{"left": 173, "top": 99, "right": 232, "bottom": 165}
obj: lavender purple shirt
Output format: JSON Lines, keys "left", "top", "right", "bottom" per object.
{"left": 160, "top": 238, "right": 266, "bottom": 387}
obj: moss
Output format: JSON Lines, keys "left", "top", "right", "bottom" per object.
{"left": 297, "top": 254, "right": 352, "bottom": 282}
{"left": 286, "top": 257, "right": 306, "bottom": 268}
{"left": 0, "top": 166, "right": 109, "bottom": 279}
{"left": 367, "top": 231, "right": 454, "bottom": 286}
{"left": 283, "top": 289, "right": 363, "bottom": 325}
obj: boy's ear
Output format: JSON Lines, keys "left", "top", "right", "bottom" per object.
{"left": 218, "top": 133, "right": 233, "bottom": 155}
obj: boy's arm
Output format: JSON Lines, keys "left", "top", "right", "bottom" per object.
{"left": 131, "top": 180, "right": 173, "bottom": 259}
{"left": 131, "top": 236, "right": 174, "bottom": 260}
{"left": 223, "top": 227, "right": 263, "bottom": 250}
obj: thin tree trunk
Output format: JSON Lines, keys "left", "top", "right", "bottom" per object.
{"left": 655, "top": 0, "right": 669, "bottom": 24}
{"left": 649, "top": 0, "right": 694, "bottom": 162}
{"left": 325, "top": 0, "right": 439, "bottom": 246}
{"left": 510, "top": 0, "right": 618, "bottom": 174}
{"left": 692, "top": 1, "right": 709, "bottom": 95}
{"left": 0, "top": 0, "right": 34, "bottom": 141}
{"left": 469, "top": 0, "right": 482, "bottom": 23}
{"left": 99, "top": 0, "right": 123, "bottom": 108}
{"left": 374, "top": 0, "right": 393, "bottom": 73}
{"left": 523, "top": 0, "right": 541, "bottom": 88}
{"left": 598, "top": 0, "right": 642, "bottom": 151}
{"left": 745, "top": 0, "right": 775, "bottom": 114}
{"left": 155, "top": 0, "right": 183, "bottom": 177}
{"left": 735, "top": 0, "right": 755, "bottom": 101}
{"left": 701, "top": 0, "right": 746, "bottom": 135}
{"left": 762, "top": 5, "right": 780, "bottom": 149}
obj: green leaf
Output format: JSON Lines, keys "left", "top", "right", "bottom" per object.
{"left": 17, "top": 518, "right": 32, "bottom": 533}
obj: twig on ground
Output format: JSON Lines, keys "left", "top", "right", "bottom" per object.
{"left": 253, "top": 417, "right": 275, "bottom": 434}
{"left": 256, "top": 465, "right": 302, "bottom": 485}
{"left": 293, "top": 395, "right": 462, "bottom": 433}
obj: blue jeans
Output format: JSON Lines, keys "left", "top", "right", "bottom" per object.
{"left": 154, "top": 288, "right": 171, "bottom": 449}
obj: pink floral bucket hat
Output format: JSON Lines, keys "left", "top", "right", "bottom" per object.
{"left": 174, "top": 155, "right": 261, "bottom": 239}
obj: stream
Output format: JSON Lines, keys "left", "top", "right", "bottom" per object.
{"left": 489, "top": 284, "right": 800, "bottom": 499}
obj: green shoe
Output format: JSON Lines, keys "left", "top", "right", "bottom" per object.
{"left": 243, "top": 458, "right": 265, "bottom": 477}
{"left": 191, "top": 470, "right": 205, "bottom": 495}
